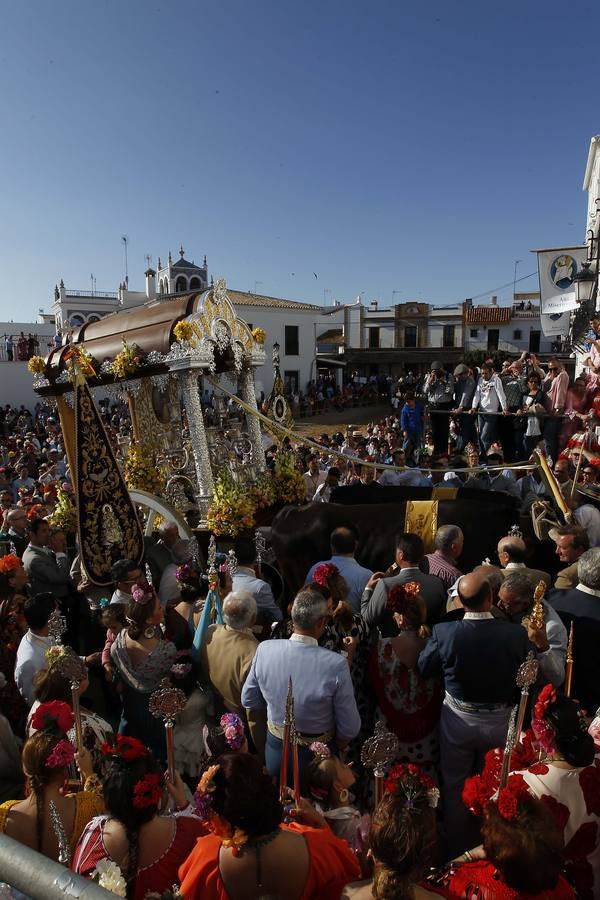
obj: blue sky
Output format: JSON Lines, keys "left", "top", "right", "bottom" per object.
{"left": 0, "top": 0, "right": 597, "bottom": 321}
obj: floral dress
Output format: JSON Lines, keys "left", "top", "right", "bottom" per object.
{"left": 370, "top": 635, "right": 442, "bottom": 778}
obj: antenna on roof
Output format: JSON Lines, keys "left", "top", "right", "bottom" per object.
{"left": 145, "top": 253, "right": 152, "bottom": 269}
{"left": 121, "top": 235, "right": 129, "bottom": 286}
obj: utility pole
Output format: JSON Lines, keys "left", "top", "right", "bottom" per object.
{"left": 513, "top": 259, "right": 521, "bottom": 303}
{"left": 121, "top": 235, "right": 129, "bottom": 286}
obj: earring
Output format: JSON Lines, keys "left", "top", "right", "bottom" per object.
{"left": 143, "top": 625, "right": 156, "bottom": 639}
{"left": 338, "top": 788, "right": 349, "bottom": 803}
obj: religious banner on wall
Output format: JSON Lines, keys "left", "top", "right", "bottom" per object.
{"left": 535, "top": 246, "right": 588, "bottom": 315}
{"left": 74, "top": 378, "right": 144, "bottom": 584}
{"left": 540, "top": 310, "right": 571, "bottom": 337}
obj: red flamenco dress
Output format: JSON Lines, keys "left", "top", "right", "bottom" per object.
{"left": 178, "top": 822, "right": 360, "bottom": 900}
{"left": 424, "top": 859, "right": 575, "bottom": 898}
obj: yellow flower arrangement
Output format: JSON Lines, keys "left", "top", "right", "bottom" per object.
{"left": 174, "top": 321, "right": 195, "bottom": 343}
{"left": 251, "top": 327, "right": 266, "bottom": 344}
{"left": 273, "top": 451, "right": 306, "bottom": 504}
{"left": 111, "top": 339, "right": 143, "bottom": 379}
{"left": 27, "top": 355, "right": 46, "bottom": 375}
{"left": 207, "top": 469, "right": 256, "bottom": 536}
{"left": 48, "top": 486, "right": 78, "bottom": 533}
{"left": 124, "top": 442, "right": 165, "bottom": 494}
{"left": 248, "top": 471, "right": 276, "bottom": 511}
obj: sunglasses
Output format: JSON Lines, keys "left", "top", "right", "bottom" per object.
{"left": 548, "top": 367, "right": 558, "bottom": 372}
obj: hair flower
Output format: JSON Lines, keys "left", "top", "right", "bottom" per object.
{"left": 171, "top": 662, "right": 192, "bottom": 679}
{"left": 309, "top": 741, "right": 331, "bottom": 760}
{"left": 198, "top": 764, "right": 220, "bottom": 796}
{"left": 0, "top": 554, "right": 21, "bottom": 575}
{"left": 534, "top": 684, "right": 557, "bottom": 722}
{"left": 31, "top": 700, "right": 75, "bottom": 735}
{"left": 386, "top": 581, "right": 421, "bottom": 613}
{"left": 46, "top": 738, "right": 76, "bottom": 769}
{"left": 100, "top": 734, "right": 150, "bottom": 762}
{"left": 132, "top": 772, "right": 164, "bottom": 810}
{"left": 312, "top": 563, "right": 339, "bottom": 587}
{"left": 220, "top": 713, "right": 246, "bottom": 750}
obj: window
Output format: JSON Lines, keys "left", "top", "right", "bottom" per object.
{"left": 487, "top": 329, "right": 499, "bottom": 351}
{"left": 443, "top": 325, "right": 455, "bottom": 348}
{"left": 404, "top": 325, "right": 417, "bottom": 348}
{"left": 513, "top": 329, "right": 522, "bottom": 340}
{"left": 529, "top": 330, "right": 540, "bottom": 353}
{"left": 470, "top": 328, "right": 479, "bottom": 338}
{"left": 189, "top": 277, "right": 201, "bottom": 290}
{"left": 284, "top": 370, "right": 299, "bottom": 393}
{"left": 175, "top": 276, "right": 187, "bottom": 292}
{"left": 369, "top": 327, "right": 380, "bottom": 349}
{"left": 284, "top": 325, "right": 299, "bottom": 355}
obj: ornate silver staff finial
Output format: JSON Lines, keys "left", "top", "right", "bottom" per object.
{"left": 149, "top": 677, "right": 187, "bottom": 782}
{"left": 255, "top": 530, "right": 267, "bottom": 575}
{"left": 49, "top": 799, "right": 71, "bottom": 865}
{"left": 507, "top": 524, "right": 523, "bottom": 540}
{"left": 145, "top": 562, "right": 154, "bottom": 586}
{"left": 362, "top": 721, "right": 399, "bottom": 806}
{"left": 47, "top": 609, "right": 67, "bottom": 644}
{"left": 207, "top": 534, "right": 217, "bottom": 575}
{"left": 55, "top": 647, "right": 87, "bottom": 751}
{"left": 226, "top": 549, "right": 238, "bottom": 578}
{"left": 189, "top": 536, "right": 201, "bottom": 566}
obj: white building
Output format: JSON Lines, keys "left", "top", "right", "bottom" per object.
{"left": 463, "top": 294, "right": 554, "bottom": 356}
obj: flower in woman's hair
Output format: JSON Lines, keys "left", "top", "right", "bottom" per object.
{"left": 92, "top": 859, "right": 127, "bottom": 897}
{"left": 386, "top": 580, "right": 420, "bottom": 613}
{"left": 0, "top": 554, "right": 21, "bottom": 575}
{"left": 220, "top": 713, "right": 246, "bottom": 750}
{"left": 534, "top": 684, "right": 557, "bottom": 722}
{"left": 132, "top": 772, "right": 164, "bottom": 809}
{"left": 31, "top": 700, "right": 75, "bottom": 735}
{"left": 309, "top": 741, "right": 331, "bottom": 760}
{"left": 131, "top": 580, "right": 153, "bottom": 604}
{"left": 384, "top": 762, "right": 436, "bottom": 799}
{"left": 171, "top": 663, "right": 192, "bottom": 679}
{"left": 496, "top": 774, "right": 531, "bottom": 822}
{"left": 531, "top": 717, "right": 558, "bottom": 756}
{"left": 46, "top": 738, "right": 76, "bottom": 769}
{"left": 462, "top": 774, "right": 490, "bottom": 817}
{"left": 198, "top": 764, "right": 220, "bottom": 796}
{"left": 100, "top": 734, "right": 150, "bottom": 762}
{"left": 193, "top": 789, "right": 213, "bottom": 822}
{"left": 312, "top": 563, "right": 339, "bottom": 587}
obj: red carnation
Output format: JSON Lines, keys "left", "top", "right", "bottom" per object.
{"left": 132, "top": 772, "right": 164, "bottom": 810}
{"left": 534, "top": 684, "right": 557, "bottom": 722}
{"left": 31, "top": 700, "right": 74, "bottom": 735}
{"left": 100, "top": 734, "right": 149, "bottom": 762}
{"left": 312, "top": 563, "right": 339, "bottom": 587}
{"left": 497, "top": 788, "right": 519, "bottom": 821}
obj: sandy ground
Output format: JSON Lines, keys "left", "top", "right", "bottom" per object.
{"left": 291, "top": 403, "right": 391, "bottom": 440}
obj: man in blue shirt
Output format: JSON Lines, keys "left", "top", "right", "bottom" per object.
{"left": 400, "top": 392, "right": 423, "bottom": 464}
{"left": 232, "top": 534, "right": 282, "bottom": 633}
{"left": 305, "top": 525, "right": 373, "bottom": 612}
{"left": 242, "top": 588, "right": 361, "bottom": 778}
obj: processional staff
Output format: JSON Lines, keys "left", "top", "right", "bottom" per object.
{"left": 149, "top": 677, "right": 187, "bottom": 783}
{"left": 565, "top": 621, "right": 574, "bottom": 698}
{"left": 279, "top": 678, "right": 301, "bottom": 810}
{"left": 361, "top": 721, "right": 400, "bottom": 807}
{"left": 500, "top": 651, "right": 539, "bottom": 788}
{"left": 55, "top": 647, "right": 88, "bottom": 754}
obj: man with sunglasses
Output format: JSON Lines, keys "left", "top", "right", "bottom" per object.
{"left": 543, "top": 358, "right": 568, "bottom": 463}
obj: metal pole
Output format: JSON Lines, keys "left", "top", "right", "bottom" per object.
{"left": 0, "top": 833, "right": 114, "bottom": 900}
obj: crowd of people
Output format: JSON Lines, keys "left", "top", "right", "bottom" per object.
{"left": 1, "top": 348, "right": 600, "bottom": 899}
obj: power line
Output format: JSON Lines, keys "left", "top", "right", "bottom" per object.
{"left": 470, "top": 270, "right": 537, "bottom": 302}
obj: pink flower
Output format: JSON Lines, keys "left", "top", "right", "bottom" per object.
{"left": 46, "top": 738, "right": 75, "bottom": 769}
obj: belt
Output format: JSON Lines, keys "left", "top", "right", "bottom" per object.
{"left": 268, "top": 721, "right": 334, "bottom": 747}
{"left": 444, "top": 692, "right": 513, "bottom": 714}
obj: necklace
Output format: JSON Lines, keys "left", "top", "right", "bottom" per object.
{"left": 240, "top": 828, "right": 280, "bottom": 889}
{"left": 539, "top": 754, "right": 567, "bottom": 764}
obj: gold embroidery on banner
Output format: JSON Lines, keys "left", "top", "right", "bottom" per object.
{"left": 75, "top": 381, "right": 144, "bottom": 585}
{"left": 404, "top": 500, "right": 439, "bottom": 553}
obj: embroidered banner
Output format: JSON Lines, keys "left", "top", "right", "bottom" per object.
{"left": 404, "top": 500, "right": 438, "bottom": 552}
{"left": 75, "top": 379, "right": 144, "bottom": 584}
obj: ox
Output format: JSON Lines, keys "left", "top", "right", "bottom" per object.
{"left": 271, "top": 487, "right": 524, "bottom": 598}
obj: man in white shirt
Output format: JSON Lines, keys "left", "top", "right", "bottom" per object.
{"left": 303, "top": 455, "right": 326, "bottom": 501}
{"left": 14, "top": 592, "right": 57, "bottom": 706}
{"left": 470, "top": 363, "right": 509, "bottom": 453}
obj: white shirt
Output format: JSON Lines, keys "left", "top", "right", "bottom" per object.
{"left": 576, "top": 582, "right": 600, "bottom": 597}
{"left": 158, "top": 563, "right": 180, "bottom": 608}
{"left": 463, "top": 611, "right": 493, "bottom": 620}
{"left": 290, "top": 633, "right": 318, "bottom": 646}
{"left": 14, "top": 631, "right": 54, "bottom": 707}
{"left": 574, "top": 505, "right": 600, "bottom": 548}
{"left": 472, "top": 375, "right": 508, "bottom": 413}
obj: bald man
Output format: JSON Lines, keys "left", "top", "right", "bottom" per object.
{"left": 497, "top": 535, "right": 550, "bottom": 589}
{"left": 418, "top": 569, "right": 530, "bottom": 857}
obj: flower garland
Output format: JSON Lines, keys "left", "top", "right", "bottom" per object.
{"left": 48, "top": 486, "right": 77, "bottom": 533}
{"left": 0, "top": 554, "right": 21, "bottom": 575}
{"left": 27, "top": 355, "right": 46, "bottom": 375}
{"left": 194, "top": 764, "right": 248, "bottom": 856}
{"left": 248, "top": 472, "right": 277, "bottom": 511}
{"left": 251, "top": 327, "right": 266, "bottom": 344}
{"left": 111, "top": 339, "right": 144, "bottom": 379}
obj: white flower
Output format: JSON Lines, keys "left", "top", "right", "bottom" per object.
{"left": 427, "top": 787, "right": 440, "bottom": 809}
{"left": 93, "top": 860, "right": 127, "bottom": 897}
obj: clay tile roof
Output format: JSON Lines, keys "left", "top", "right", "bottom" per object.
{"left": 317, "top": 328, "right": 344, "bottom": 344}
{"left": 465, "top": 306, "right": 512, "bottom": 325}
{"left": 227, "top": 289, "right": 320, "bottom": 311}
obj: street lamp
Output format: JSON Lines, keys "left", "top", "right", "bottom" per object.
{"left": 573, "top": 262, "right": 596, "bottom": 305}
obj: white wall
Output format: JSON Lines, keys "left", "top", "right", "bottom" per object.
{"left": 0, "top": 361, "right": 47, "bottom": 409}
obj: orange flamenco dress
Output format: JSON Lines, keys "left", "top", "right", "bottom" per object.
{"left": 179, "top": 822, "right": 360, "bottom": 900}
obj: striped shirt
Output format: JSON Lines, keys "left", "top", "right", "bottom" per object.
{"left": 425, "top": 551, "right": 462, "bottom": 592}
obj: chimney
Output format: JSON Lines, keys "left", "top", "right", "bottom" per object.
{"left": 491, "top": 295, "right": 498, "bottom": 306}
{"left": 370, "top": 299, "right": 378, "bottom": 311}
{"left": 145, "top": 268, "right": 156, "bottom": 299}
{"left": 464, "top": 298, "right": 473, "bottom": 308}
